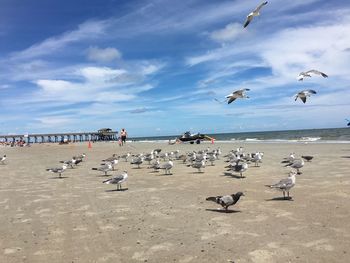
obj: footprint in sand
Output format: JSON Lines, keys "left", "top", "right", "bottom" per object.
{"left": 4, "top": 247, "right": 21, "bottom": 254}
{"left": 132, "top": 242, "right": 174, "bottom": 261}
{"left": 249, "top": 249, "right": 274, "bottom": 263}
{"left": 244, "top": 214, "right": 268, "bottom": 223}
{"left": 302, "top": 239, "right": 334, "bottom": 251}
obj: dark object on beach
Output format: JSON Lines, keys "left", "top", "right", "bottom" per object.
{"left": 177, "top": 131, "right": 213, "bottom": 144}
{"left": 154, "top": 148, "right": 162, "bottom": 154}
{"left": 302, "top": 155, "right": 314, "bottom": 162}
{"left": 206, "top": 192, "right": 244, "bottom": 212}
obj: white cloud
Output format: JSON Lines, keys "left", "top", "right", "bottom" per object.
{"left": 87, "top": 46, "right": 121, "bottom": 62}
{"left": 78, "top": 66, "right": 126, "bottom": 83}
{"left": 10, "top": 20, "right": 109, "bottom": 60}
{"left": 210, "top": 23, "right": 243, "bottom": 43}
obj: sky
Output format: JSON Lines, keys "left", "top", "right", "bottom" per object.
{"left": 1, "top": 0, "right": 350, "bottom": 137}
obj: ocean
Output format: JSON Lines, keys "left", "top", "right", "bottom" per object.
{"left": 131, "top": 128, "right": 350, "bottom": 143}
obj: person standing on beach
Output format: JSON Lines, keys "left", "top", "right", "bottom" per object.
{"left": 120, "top": 128, "right": 128, "bottom": 146}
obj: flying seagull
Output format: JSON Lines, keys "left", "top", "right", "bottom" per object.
{"left": 46, "top": 164, "right": 68, "bottom": 178}
{"left": 215, "top": 89, "right": 250, "bottom": 104}
{"left": 103, "top": 171, "right": 128, "bottom": 191}
{"left": 243, "top": 1, "right": 268, "bottom": 28}
{"left": 295, "top": 89, "right": 317, "bottom": 103}
{"left": 265, "top": 171, "right": 296, "bottom": 199}
{"left": 298, "top": 70, "right": 328, "bottom": 81}
{"left": 346, "top": 119, "right": 350, "bottom": 126}
{"left": 0, "top": 155, "right": 6, "bottom": 164}
{"left": 206, "top": 192, "right": 244, "bottom": 212}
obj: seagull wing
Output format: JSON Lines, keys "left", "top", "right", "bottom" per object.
{"left": 306, "top": 70, "right": 328, "bottom": 78}
{"left": 243, "top": 14, "right": 253, "bottom": 28}
{"left": 271, "top": 177, "right": 292, "bottom": 190}
{"left": 254, "top": 1, "right": 268, "bottom": 13}
{"left": 306, "top": 89, "right": 317, "bottom": 94}
{"left": 227, "top": 97, "right": 237, "bottom": 104}
{"left": 214, "top": 98, "right": 226, "bottom": 104}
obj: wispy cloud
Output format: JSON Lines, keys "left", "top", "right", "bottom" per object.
{"left": 10, "top": 20, "right": 110, "bottom": 61}
{"left": 87, "top": 46, "right": 121, "bottom": 62}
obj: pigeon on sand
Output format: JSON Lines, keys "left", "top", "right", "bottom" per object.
{"left": 206, "top": 192, "right": 244, "bottom": 212}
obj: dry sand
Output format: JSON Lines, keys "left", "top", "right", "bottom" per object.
{"left": 0, "top": 141, "right": 349, "bottom": 263}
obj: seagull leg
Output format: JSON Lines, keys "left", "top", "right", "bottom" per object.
{"left": 283, "top": 191, "right": 286, "bottom": 199}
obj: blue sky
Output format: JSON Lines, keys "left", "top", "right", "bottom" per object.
{"left": 1, "top": 0, "right": 350, "bottom": 137}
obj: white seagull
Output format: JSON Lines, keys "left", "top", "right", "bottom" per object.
{"left": 266, "top": 171, "right": 296, "bottom": 199}
{"left": 157, "top": 160, "right": 174, "bottom": 175}
{"left": 0, "top": 155, "right": 6, "bottom": 164}
{"left": 295, "top": 89, "right": 317, "bottom": 103}
{"left": 103, "top": 171, "right": 128, "bottom": 191}
{"left": 297, "top": 70, "right": 328, "bottom": 81}
{"left": 91, "top": 163, "right": 113, "bottom": 176}
{"left": 216, "top": 89, "right": 250, "bottom": 104}
{"left": 243, "top": 1, "right": 268, "bottom": 28}
{"left": 46, "top": 164, "right": 68, "bottom": 178}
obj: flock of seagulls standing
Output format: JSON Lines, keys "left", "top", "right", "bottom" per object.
{"left": 46, "top": 153, "right": 86, "bottom": 178}
{"left": 88, "top": 144, "right": 313, "bottom": 211}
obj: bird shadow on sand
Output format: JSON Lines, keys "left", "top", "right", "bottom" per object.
{"left": 205, "top": 208, "right": 241, "bottom": 214}
{"left": 222, "top": 173, "right": 245, "bottom": 179}
{"left": 155, "top": 173, "right": 173, "bottom": 176}
{"left": 49, "top": 176, "right": 68, "bottom": 179}
{"left": 341, "top": 156, "right": 350, "bottom": 158}
{"left": 266, "top": 197, "right": 293, "bottom": 201}
{"left": 97, "top": 174, "right": 111, "bottom": 177}
{"left": 132, "top": 167, "right": 142, "bottom": 169}
{"left": 105, "top": 188, "right": 129, "bottom": 192}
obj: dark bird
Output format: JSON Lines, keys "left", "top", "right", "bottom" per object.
{"left": 298, "top": 70, "right": 328, "bottom": 81}
{"left": 103, "top": 171, "right": 128, "bottom": 191}
{"left": 346, "top": 119, "right": 350, "bottom": 126}
{"left": 294, "top": 89, "right": 317, "bottom": 103}
{"left": 206, "top": 192, "right": 244, "bottom": 212}
{"left": 243, "top": 1, "right": 268, "bottom": 28}
{"left": 153, "top": 148, "right": 162, "bottom": 155}
{"left": 301, "top": 155, "right": 314, "bottom": 162}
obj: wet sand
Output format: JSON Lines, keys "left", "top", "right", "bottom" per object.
{"left": 0, "top": 142, "right": 349, "bottom": 262}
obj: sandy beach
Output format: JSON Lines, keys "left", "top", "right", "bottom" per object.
{"left": 0, "top": 141, "right": 349, "bottom": 263}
